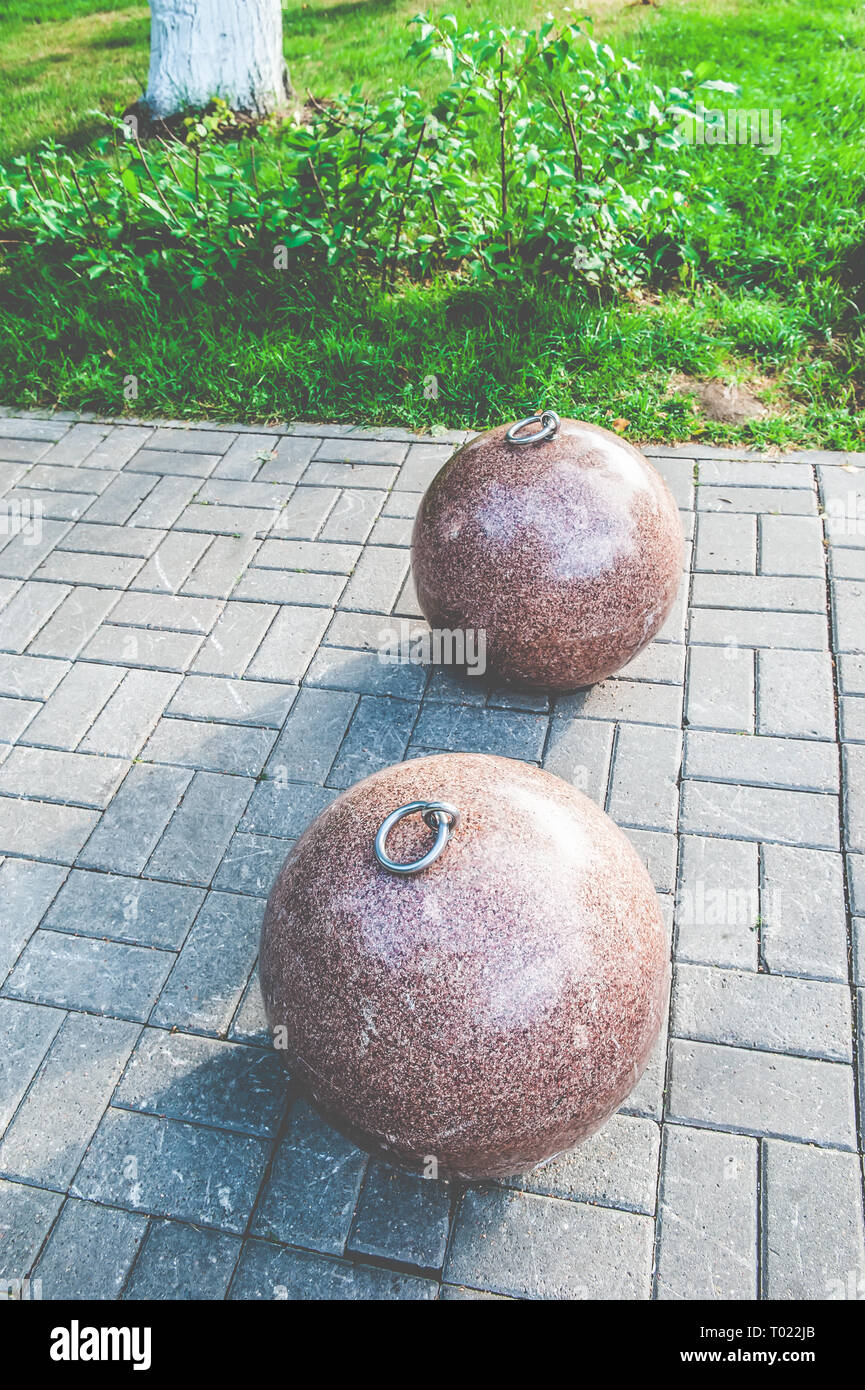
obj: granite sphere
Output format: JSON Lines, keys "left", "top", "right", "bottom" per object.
{"left": 259, "top": 753, "right": 669, "bottom": 1180}
{"left": 411, "top": 418, "right": 683, "bottom": 690}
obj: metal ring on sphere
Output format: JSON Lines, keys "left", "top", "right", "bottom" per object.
{"left": 505, "top": 410, "right": 560, "bottom": 446}
{"left": 374, "top": 800, "right": 461, "bottom": 875}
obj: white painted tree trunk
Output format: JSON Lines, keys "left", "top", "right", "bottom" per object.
{"left": 146, "top": 0, "right": 291, "bottom": 119}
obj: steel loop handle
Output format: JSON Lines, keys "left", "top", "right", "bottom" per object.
{"left": 505, "top": 410, "right": 560, "bottom": 446}
{"left": 374, "top": 800, "right": 461, "bottom": 876}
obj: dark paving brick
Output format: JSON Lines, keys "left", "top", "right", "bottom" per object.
{"left": 0, "top": 998, "right": 65, "bottom": 1134}
{"left": 43, "top": 869, "right": 204, "bottom": 951}
{"left": 0, "top": 1012, "right": 139, "bottom": 1188}
{"left": 0, "top": 1178, "right": 64, "bottom": 1283}
{"left": 150, "top": 891, "right": 261, "bottom": 1036}
{"left": 251, "top": 1099, "right": 367, "bottom": 1255}
{"left": 3, "top": 931, "right": 173, "bottom": 1022}
{"left": 114, "top": 1030, "right": 288, "bottom": 1137}
{"left": 0, "top": 857, "right": 67, "bottom": 985}
{"left": 33, "top": 1198, "right": 148, "bottom": 1300}
{"left": 71, "top": 1108, "right": 270, "bottom": 1233}
{"left": 146, "top": 771, "right": 254, "bottom": 886}
{"left": 214, "top": 831, "right": 293, "bottom": 898}
{"left": 347, "top": 1162, "right": 452, "bottom": 1271}
{"left": 124, "top": 1218, "right": 242, "bottom": 1300}
{"left": 229, "top": 1240, "right": 437, "bottom": 1300}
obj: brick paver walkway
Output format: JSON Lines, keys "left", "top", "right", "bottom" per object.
{"left": 0, "top": 409, "right": 863, "bottom": 1300}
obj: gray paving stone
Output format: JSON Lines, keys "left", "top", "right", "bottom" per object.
{"left": 182, "top": 534, "right": 260, "bottom": 598}
{"left": 506, "top": 1112, "right": 660, "bottom": 1216}
{"left": 269, "top": 485, "right": 337, "bottom": 539}
{"left": 558, "top": 678, "right": 682, "bottom": 727}
{"left": 680, "top": 780, "right": 839, "bottom": 850}
{"left": 0, "top": 582, "right": 69, "bottom": 653}
{"left": 191, "top": 600, "right": 276, "bottom": 678}
{"left": 698, "top": 486, "right": 817, "bottom": 515}
{"left": 0, "top": 439, "right": 51, "bottom": 463}
{"left": 348, "top": 1162, "right": 452, "bottom": 1270}
{"left": 757, "top": 648, "right": 835, "bottom": 739}
{"left": 607, "top": 723, "right": 681, "bottom": 832}
{"left": 127, "top": 474, "right": 200, "bottom": 528}
{"left": 214, "top": 831, "right": 293, "bottom": 897}
{"left": 58, "top": 520, "right": 164, "bottom": 558}
{"left": 10, "top": 488, "right": 97, "bottom": 523}
{"left": 832, "top": 579, "right": 865, "bottom": 652}
{"left": 617, "top": 640, "right": 686, "bottom": 685}
{"left": 167, "top": 673, "right": 295, "bottom": 727}
{"left": 655, "top": 1125, "right": 757, "bottom": 1300}
{"left": 686, "top": 645, "right": 754, "bottom": 732}
{"left": 142, "top": 716, "right": 275, "bottom": 778}
{"left": 255, "top": 536, "right": 360, "bottom": 574}
{"left": 762, "top": 1140, "right": 865, "bottom": 1300}
{"left": 761, "top": 843, "right": 848, "bottom": 981}
{"left": 0, "top": 418, "right": 68, "bottom": 444}
{"left": 115, "top": 1030, "right": 287, "bottom": 1136}
{"left": 689, "top": 606, "right": 828, "bottom": 651}
{"left": 128, "top": 449, "right": 220, "bottom": 479}
{"left": 178, "top": 501, "right": 276, "bottom": 536}
{"left": 0, "top": 1178, "right": 64, "bottom": 1283}
{"left": 339, "top": 545, "right": 409, "bottom": 613}
{"left": 124, "top": 1218, "right": 241, "bottom": 1300}
{"left": 843, "top": 742, "right": 865, "bottom": 851}
{"left": 81, "top": 424, "right": 154, "bottom": 470}
{"left": 3, "top": 928, "right": 172, "bottom": 1022}
{"left": 83, "top": 624, "right": 204, "bottom": 671}
{"left": 144, "top": 427, "right": 234, "bottom": 455}
{"left": 33, "top": 1198, "right": 148, "bottom": 1300}
{"left": 760, "top": 513, "right": 825, "bottom": 576}
{"left": 412, "top": 703, "right": 547, "bottom": 761}
{"left": 0, "top": 519, "right": 73, "bottom": 582}
{"left": 0, "top": 1012, "right": 139, "bottom": 1186}
{"left": 542, "top": 717, "right": 614, "bottom": 801}
{"left": 26, "top": 464, "right": 112, "bottom": 496}
{"left": 110, "top": 590, "right": 221, "bottom": 634}
{"left": 212, "top": 433, "right": 278, "bottom": 481}
{"left": 21, "top": 662, "right": 124, "bottom": 750}
{"left": 146, "top": 771, "right": 253, "bottom": 887}
{"left": 245, "top": 605, "right": 331, "bottom": 683}
{"left": 0, "top": 695, "right": 39, "bottom": 745}
{"left": 0, "top": 857, "right": 67, "bottom": 984}
{"left": 79, "top": 669, "right": 181, "bottom": 758}
{"left": 672, "top": 964, "right": 851, "bottom": 1061}
{"left": 82, "top": 470, "right": 156, "bottom": 525}
{"left": 233, "top": 566, "right": 345, "bottom": 606}
{"left": 306, "top": 646, "right": 427, "bottom": 700}
{"left": 228, "top": 971, "right": 270, "bottom": 1048}
{"left": 666, "top": 1040, "right": 857, "bottom": 1149}
{"left": 314, "top": 437, "right": 406, "bottom": 466}
{"left": 38, "top": 423, "right": 114, "bottom": 466}
{"left": 35, "top": 550, "right": 143, "bottom": 588}
{"left": 319, "top": 487, "right": 386, "bottom": 543}
{"left": 241, "top": 778, "right": 337, "bottom": 839}
{"left": 43, "top": 869, "right": 203, "bottom": 951}
{"left": 229, "top": 1240, "right": 436, "bottom": 1300}
{"left": 150, "top": 890, "right": 261, "bottom": 1034}
{"left": 327, "top": 695, "right": 417, "bottom": 789}
{"left": 0, "top": 653, "right": 69, "bottom": 701}
{"left": 840, "top": 696, "right": 865, "bottom": 742}
{"left": 849, "top": 853, "right": 865, "bottom": 916}
{"left": 255, "top": 435, "right": 317, "bottom": 484}
{"left": 395, "top": 442, "right": 452, "bottom": 492}
{"left": 619, "top": 1011, "right": 669, "bottom": 1122}
{"left": 831, "top": 547, "right": 865, "bottom": 579}
{"left": 694, "top": 512, "right": 756, "bottom": 573}
{"left": 252, "top": 1100, "right": 367, "bottom": 1254}
{"left": 0, "top": 745, "right": 128, "bottom": 810}
{"left": 196, "top": 477, "right": 292, "bottom": 513}
{"left": 78, "top": 762, "right": 193, "bottom": 875}
{"left": 446, "top": 1187, "right": 653, "bottom": 1300}
{"left": 698, "top": 458, "right": 811, "bottom": 489}
{"left": 72, "top": 1108, "right": 269, "bottom": 1233}
{"left": 676, "top": 835, "right": 759, "bottom": 970}
{"left": 265, "top": 686, "right": 356, "bottom": 783}
{"left": 0, "top": 998, "right": 65, "bottom": 1134}
{"left": 625, "top": 828, "right": 678, "bottom": 895}
{"left": 0, "top": 797, "right": 99, "bottom": 863}
{"left": 128, "top": 530, "right": 212, "bottom": 595}
{"left": 26, "top": 585, "right": 120, "bottom": 659}
{"left": 854, "top": 919, "right": 864, "bottom": 988}
{"left": 684, "top": 729, "right": 838, "bottom": 792}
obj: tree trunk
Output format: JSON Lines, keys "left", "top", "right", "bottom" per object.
{"left": 145, "top": 0, "right": 291, "bottom": 120}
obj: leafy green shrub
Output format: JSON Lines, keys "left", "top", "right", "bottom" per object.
{"left": 0, "top": 15, "right": 723, "bottom": 292}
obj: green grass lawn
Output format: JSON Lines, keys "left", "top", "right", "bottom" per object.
{"left": 1, "top": 0, "right": 864, "bottom": 444}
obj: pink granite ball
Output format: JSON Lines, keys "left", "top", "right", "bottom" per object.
{"left": 411, "top": 417, "right": 683, "bottom": 690}
{"left": 259, "top": 753, "right": 669, "bottom": 1180}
